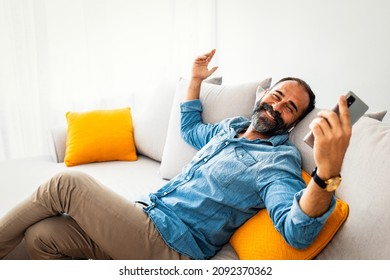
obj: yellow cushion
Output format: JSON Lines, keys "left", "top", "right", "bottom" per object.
{"left": 230, "top": 170, "right": 349, "bottom": 260}
{"left": 64, "top": 107, "right": 137, "bottom": 167}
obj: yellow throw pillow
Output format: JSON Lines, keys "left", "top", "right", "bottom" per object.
{"left": 230, "top": 170, "right": 349, "bottom": 260}
{"left": 64, "top": 107, "right": 137, "bottom": 167}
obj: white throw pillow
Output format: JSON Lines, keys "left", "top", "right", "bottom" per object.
{"left": 159, "top": 77, "right": 272, "bottom": 180}
{"left": 133, "top": 77, "right": 222, "bottom": 162}
{"left": 132, "top": 81, "right": 177, "bottom": 162}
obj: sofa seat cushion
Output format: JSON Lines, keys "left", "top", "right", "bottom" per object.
{"left": 0, "top": 155, "right": 166, "bottom": 218}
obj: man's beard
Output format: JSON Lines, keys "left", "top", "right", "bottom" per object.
{"left": 251, "top": 101, "right": 288, "bottom": 136}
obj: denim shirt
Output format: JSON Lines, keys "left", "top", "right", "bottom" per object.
{"left": 145, "top": 99, "right": 336, "bottom": 260}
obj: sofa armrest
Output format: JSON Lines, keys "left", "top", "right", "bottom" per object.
{"left": 49, "top": 125, "right": 67, "bottom": 163}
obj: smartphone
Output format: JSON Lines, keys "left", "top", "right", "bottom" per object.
{"left": 303, "top": 91, "right": 369, "bottom": 148}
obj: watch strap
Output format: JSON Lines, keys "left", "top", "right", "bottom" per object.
{"left": 311, "top": 167, "right": 327, "bottom": 189}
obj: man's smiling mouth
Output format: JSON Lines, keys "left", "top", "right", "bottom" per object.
{"left": 265, "top": 109, "right": 276, "bottom": 121}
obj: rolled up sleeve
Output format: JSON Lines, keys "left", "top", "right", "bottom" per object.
{"left": 285, "top": 189, "right": 337, "bottom": 249}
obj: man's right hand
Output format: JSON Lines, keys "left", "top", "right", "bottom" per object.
{"left": 186, "top": 49, "right": 218, "bottom": 101}
{"left": 191, "top": 49, "right": 218, "bottom": 82}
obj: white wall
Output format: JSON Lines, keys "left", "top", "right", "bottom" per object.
{"left": 215, "top": 0, "right": 390, "bottom": 123}
{"left": 0, "top": 0, "right": 218, "bottom": 159}
{"left": 1, "top": 0, "right": 389, "bottom": 159}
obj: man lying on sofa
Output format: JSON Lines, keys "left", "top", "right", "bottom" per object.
{"left": 0, "top": 49, "right": 352, "bottom": 260}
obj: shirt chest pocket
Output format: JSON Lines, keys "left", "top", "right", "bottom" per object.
{"left": 208, "top": 146, "right": 257, "bottom": 188}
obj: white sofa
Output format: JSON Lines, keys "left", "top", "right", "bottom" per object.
{"left": 1, "top": 77, "right": 390, "bottom": 260}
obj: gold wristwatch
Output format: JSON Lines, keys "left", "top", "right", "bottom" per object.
{"left": 311, "top": 167, "right": 342, "bottom": 192}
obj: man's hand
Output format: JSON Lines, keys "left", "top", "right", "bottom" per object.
{"left": 299, "top": 96, "right": 352, "bottom": 218}
{"left": 191, "top": 49, "right": 218, "bottom": 82}
{"left": 310, "top": 95, "right": 352, "bottom": 180}
{"left": 186, "top": 49, "right": 218, "bottom": 101}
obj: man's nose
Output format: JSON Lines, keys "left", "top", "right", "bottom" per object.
{"left": 272, "top": 102, "right": 283, "bottom": 112}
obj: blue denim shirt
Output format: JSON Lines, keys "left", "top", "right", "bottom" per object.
{"left": 145, "top": 99, "right": 336, "bottom": 260}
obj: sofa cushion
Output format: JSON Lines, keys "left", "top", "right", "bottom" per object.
{"left": 230, "top": 170, "right": 349, "bottom": 260}
{"left": 160, "top": 77, "right": 272, "bottom": 179}
{"left": 132, "top": 81, "right": 177, "bottom": 162}
{"left": 364, "top": 110, "right": 387, "bottom": 121}
{"left": 49, "top": 125, "right": 68, "bottom": 163}
{"left": 315, "top": 116, "right": 390, "bottom": 259}
{"left": 64, "top": 107, "right": 137, "bottom": 167}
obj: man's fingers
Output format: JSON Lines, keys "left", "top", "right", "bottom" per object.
{"left": 310, "top": 96, "right": 352, "bottom": 152}
{"left": 198, "top": 49, "right": 216, "bottom": 61}
{"left": 316, "top": 96, "right": 351, "bottom": 133}
{"left": 338, "top": 95, "right": 352, "bottom": 129}
{"left": 195, "top": 49, "right": 216, "bottom": 64}
{"left": 208, "top": 66, "right": 218, "bottom": 76}
{"left": 206, "top": 49, "right": 216, "bottom": 61}
{"left": 309, "top": 117, "right": 328, "bottom": 137}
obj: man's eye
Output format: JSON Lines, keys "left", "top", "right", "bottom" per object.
{"left": 272, "top": 93, "right": 281, "bottom": 100}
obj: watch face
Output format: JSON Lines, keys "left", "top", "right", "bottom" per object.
{"left": 325, "top": 177, "right": 342, "bottom": 192}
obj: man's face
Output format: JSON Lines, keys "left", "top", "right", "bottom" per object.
{"left": 251, "top": 81, "right": 310, "bottom": 136}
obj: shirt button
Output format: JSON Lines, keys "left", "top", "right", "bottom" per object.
{"left": 225, "top": 141, "right": 229, "bottom": 145}
{"left": 151, "top": 202, "right": 155, "bottom": 206}
{"left": 239, "top": 154, "right": 243, "bottom": 158}
{"left": 203, "top": 158, "right": 208, "bottom": 162}
{"left": 163, "top": 192, "right": 167, "bottom": 195}
{"left": 186, "top": 176, "right": 190, "bottom": 180}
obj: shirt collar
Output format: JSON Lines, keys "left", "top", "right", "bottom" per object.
{"left": 230, "top": 120, "right": 290, "bottom": 146}
{"left": 263, "top": 133, "right": 290, "bottom": 146}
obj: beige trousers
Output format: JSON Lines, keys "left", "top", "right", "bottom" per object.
{"left": 0, "top": 171, "right": 190, "bottom": 260}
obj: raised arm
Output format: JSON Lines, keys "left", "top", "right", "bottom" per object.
{"left": 180, "top": 49, "right": 221, "bottom": 150}
{"left": 185, "top": 49, "right": 218, "bottom": 101}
